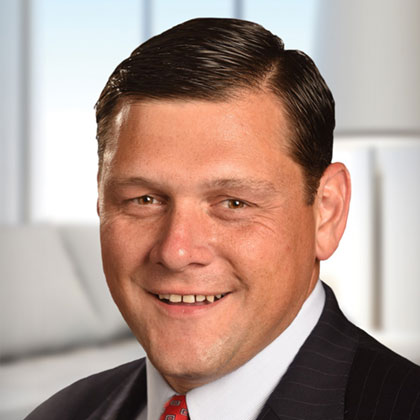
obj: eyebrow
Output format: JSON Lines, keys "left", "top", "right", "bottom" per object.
{"left": 202, "top": 178, "right": 280, "bottom": 194}
{"left": 106, "top": 176, "right": 162, "bottom": 189}
{"left": 106, "top": 175, "right": 280, "bottom": 197}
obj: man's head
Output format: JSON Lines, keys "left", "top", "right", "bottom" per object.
{"left": 96, "top": 18, "right": 350, "bottom": 393}
{"left": 95, "top": 18, "right": 335, "bottom": 204}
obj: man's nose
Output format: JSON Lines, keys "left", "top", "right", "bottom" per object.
{"left": 149, "top": 205, "right": 214, "bottom": 271}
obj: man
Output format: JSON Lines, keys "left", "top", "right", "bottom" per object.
{"left": 26, "top": 18, "right": 420, "bottom": 420}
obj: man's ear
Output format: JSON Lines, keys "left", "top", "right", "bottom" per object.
{"left": 314, "top": 162, "right": 351, "bottom": 261}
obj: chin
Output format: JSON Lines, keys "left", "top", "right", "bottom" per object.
{"left": 145, "top": 335, "right": 235, "bottom": 389}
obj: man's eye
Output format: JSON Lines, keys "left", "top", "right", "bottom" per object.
{"left": 225, "top": 199, "right": 247, "bottom": 209}
{"left": 132, "top": 195, "right": 159, "bottom": 205}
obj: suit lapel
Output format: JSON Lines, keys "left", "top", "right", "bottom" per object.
{"left": 256, "top": 284, "right": 359, "bottom": 420}
{"left": 87, "top": 358, "right": 147, "bottom": 420}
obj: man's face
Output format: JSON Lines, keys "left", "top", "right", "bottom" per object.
{"left": 98, "top": 92, "right": 320, "bottom": 392}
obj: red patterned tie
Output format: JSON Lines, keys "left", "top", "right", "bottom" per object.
{"left": 159, "top": 395, "right": 189, "bottom": 420}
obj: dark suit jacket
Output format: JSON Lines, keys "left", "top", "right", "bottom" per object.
{"left": 25, "top": 284, "right": 420, "bottom": 420}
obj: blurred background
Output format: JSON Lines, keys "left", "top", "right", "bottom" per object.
{"left": 1, "top": 0, "right": 419, "bottom": 418}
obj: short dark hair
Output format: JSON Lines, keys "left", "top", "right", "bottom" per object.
{"left": 95, "top": 18, "right": 335, "bottom": 204}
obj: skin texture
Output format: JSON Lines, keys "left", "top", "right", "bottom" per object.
{"left": 98, "top": 91, "right": 351, "bottom": 393}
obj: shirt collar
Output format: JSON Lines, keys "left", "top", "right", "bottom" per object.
{"left": 146, "top": 280, "right": 325, "bottom": 420}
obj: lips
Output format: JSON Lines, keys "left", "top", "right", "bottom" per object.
{"left": 156, "top": 293, "right": 226, "bottom": 304}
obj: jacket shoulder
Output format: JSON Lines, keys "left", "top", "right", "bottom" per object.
{"left": 345, "top": 328, "right": 420, "bottom": 419}
{"left": 24, "top": 358, "right": 146, "bottom": 420}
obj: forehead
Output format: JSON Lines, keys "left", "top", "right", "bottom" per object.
{"left": 99, "top": 91, "right": 302, "bottom": 192}
{"left": 108, "top": 91, "right": 291, "bottom": 156}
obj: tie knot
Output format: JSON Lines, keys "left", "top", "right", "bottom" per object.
{"left": 160, "top": 394, "right": 189, "bottom": 420}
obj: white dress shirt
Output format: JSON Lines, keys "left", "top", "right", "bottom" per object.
{"left": 139, "top": 280, "right": 325, "bottom": 420}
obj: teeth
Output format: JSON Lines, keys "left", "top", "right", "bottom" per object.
{"left": 158, "top": 293, "right": 225, "bottom": 303}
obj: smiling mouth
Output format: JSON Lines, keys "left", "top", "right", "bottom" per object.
{"left": 155, "top": 293, "right": 227, "bottom": 304}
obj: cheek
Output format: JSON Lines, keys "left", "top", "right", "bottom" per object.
{"left": 100, "top": 223, "right": 128, "bottom": 275}
{"left": 220, "top": 218, "right": 293, "bottom": 272}
{"left": 100, "top": 221, "right": 154, "bottom": 327}
{"left": 101, "top": 219, "right": 154, "bottom": 266}
{"left": 99, "top": 220, "right": 156, "bottom": 303}
{"left": 219, "top": 223, "right": 294, "bottom": 316}
{"left": 221, "top": 207, "right": 316, "bottom": 293}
